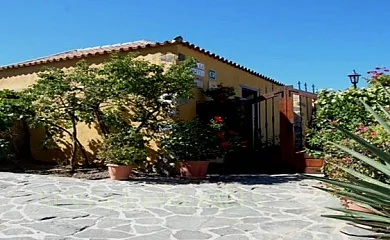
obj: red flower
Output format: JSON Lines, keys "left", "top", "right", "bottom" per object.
{"left": 220, "top": 141, "right": 230, "bottom": 148}
{"left": 228, "top": 130, "right": 237, "bottom": 135}
{"left": 214, "top": 116, "right": 224, "bottom": 123}
{"left": 216, "top": 131, "right": 225, "bottom": 138}
{"left": 370, "top": 131, "right": 377, "bottom": 137}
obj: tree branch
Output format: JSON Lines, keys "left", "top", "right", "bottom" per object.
{"left": 38, "top": 119, "right": 89, "bottom": 164}
{"left": 136, "top": 104, "right": 161, "bottom": 132}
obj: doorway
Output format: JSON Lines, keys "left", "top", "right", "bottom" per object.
{"left": 241, "top": 86, "right": 260, "bottom": 149}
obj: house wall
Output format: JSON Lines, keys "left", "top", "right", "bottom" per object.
{"left": 0, "top": 45, "right": 178, "bottom": 162}
{"left": 0, "top": 43, "right": 283, "bottom": 162}
{"left": 176, "top": 45, "right": 282, "bottom": 144}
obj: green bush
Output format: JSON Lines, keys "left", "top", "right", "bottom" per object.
{"left": 98, "top": 129, "right": 148, "bottom": 165}
{"left": 160, "top": 117, "right": 243, "bottom": 161}
{"left": 160, "top": 118, "right": 221, "bottom": 160}
{"left": 0, "top": 90, "right": 34, "bottom": 161}
{"left": 306, "top": 73, "right": 390, "bottom": 178}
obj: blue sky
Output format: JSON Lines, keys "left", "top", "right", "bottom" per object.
{"left": 1, "top": 0, "right": 389, "bottom": 90}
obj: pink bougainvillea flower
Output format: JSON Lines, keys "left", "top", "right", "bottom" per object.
{"left": 370, "top": 131, "right": 377, "bottom": 137}
{"left": 220, "top": 141, "right": 230, "bottom": 148}
{"left": 344, "top": 156, "right": 352, "bottom": 164}
{"left": 358, "top": 125, "right": 368, "bottom": 132}
{"left": 216, "top": 131, "right": 225, "bottom": 138}
{"left": 214, "top": 116, "right": 224, "bottom": 123}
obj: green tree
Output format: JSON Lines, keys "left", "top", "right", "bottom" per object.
{"left": 69, "top": 54, "right": 196, "bottom": 137}
{"left": 30, "top": 67, "right": 89, "bottom": 170}
{"left": 100, "top": 54, "right": 196, "bottom": 136}
{"left": 0, "top": 90, "right": 35, "bottom": 161}
{"left": 27, "top": 54, "right": 195, "bottom": 169}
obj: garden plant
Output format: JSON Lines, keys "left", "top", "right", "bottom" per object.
{"left": 306, "top": 67, "right": 390, "bottom": 180}
{"left": 0, "top": 53, "right": 197, "bottom": 174}
{"left": 309, "top": 83, "right": 390, "bottom": 238}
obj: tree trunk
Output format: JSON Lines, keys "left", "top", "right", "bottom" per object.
{"left": 11, "top": 119, "right": 34, "bottom": 162}
{"left": 70, "top": 118, "right": 77, "bottom": 172}
{"left": 40, "top": 119, "right": 90, "bottom": 167}
{"left": 78, "top": 141, "right": 90, "bottom": 167}
{"left": 93, "top": 106, "right": 109, "bottom": 136}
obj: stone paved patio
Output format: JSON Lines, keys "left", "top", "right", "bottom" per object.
{"left": 0, "top": 172, "right": 369, "bottom": 240}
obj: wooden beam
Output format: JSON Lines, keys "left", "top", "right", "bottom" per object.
{"left": 279, "top": 86, "right": 295, "bottom": 167}
{"left": 289, "top": 89, "right": 317, "bottom": 99}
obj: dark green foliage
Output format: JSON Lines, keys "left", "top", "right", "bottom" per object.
{"left": 160, "top": 119, "right": 222, "bottom": 160}
{"left": 0, "top": 90, "right": 34, "bottom": 160}
{"left": 98, "top": 128, "right": 147, "bottom": 165}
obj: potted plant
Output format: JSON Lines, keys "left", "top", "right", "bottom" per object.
{"left": 202, "top": 84, "right": 235, "bottom": 101}
{"left": 161, "top": 117, "right": 244, "bottom": 178}
{"left": 160, "top": 118, "right": 221, "bottom": 179}
{"left": 99, "top": 129, "right": 148, "bottom": 180}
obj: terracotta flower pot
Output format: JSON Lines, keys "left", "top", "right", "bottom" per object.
{"left": 340, "top": 197, "right": 373, "bottom": 213}
{"left": 176, "top": 161, "right": 209, "bottom": 179}
{"left": 107, "top": 164, "right": 133, "bottom": 180}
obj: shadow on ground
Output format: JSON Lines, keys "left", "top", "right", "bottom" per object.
{"left": 0, "top": 161, "right": 306, "bottom": 185}
{"left": 123, "top": 174, "right": 305, "bottom": 185}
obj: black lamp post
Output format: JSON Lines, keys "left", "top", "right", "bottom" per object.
{"left": 348, "top": 70, "right": 361, "bottom": 89}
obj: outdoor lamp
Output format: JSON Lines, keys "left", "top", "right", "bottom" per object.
{"left": 348, "top": 70, "right": 361, "bottom": 89}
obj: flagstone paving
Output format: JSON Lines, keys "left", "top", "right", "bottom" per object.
{"left": 0, "top": 172, "right": 368, "bottom": 240}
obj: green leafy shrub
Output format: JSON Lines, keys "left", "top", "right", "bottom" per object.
{"left": 160, "top": 118, "right": 220, "bottom": 160}
{"left": 98, "top": 128, "right": 148, "bottom": 165}
{"left": 306, "top": 71, "right": 390, "bottom": 178}
{"left": 160, "top": 116, "right": 243, "bottom": 161}
{"left": 310, "top": 88, "right": 390, "bottom": 238}
{"left": 0, "top": 90, "right": 35, "bottom": 161}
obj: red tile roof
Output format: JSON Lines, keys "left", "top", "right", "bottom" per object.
{"left": 0, "top": 36, "right": 283, "bottom": 86}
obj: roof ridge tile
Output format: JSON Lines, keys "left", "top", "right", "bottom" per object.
{"left": 0, "top": 36, "right": 283, "bottom": 86}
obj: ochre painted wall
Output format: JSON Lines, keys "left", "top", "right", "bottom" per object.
{"left": 0, "top": 43, "right": 283, "bottom": 162}
{"left": 176, "top": 45, "right": 282, "bottom": 143}
{"left": 0, "top": 45, "right": 178, "bottom": 162}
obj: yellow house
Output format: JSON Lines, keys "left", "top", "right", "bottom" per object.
{"left": 0, "top": 36, "right": 284, "bottom": 162}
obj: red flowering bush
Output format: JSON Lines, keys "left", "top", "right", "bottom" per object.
{"left": 210, "top": 116, "right": 246, "bottom": 156}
